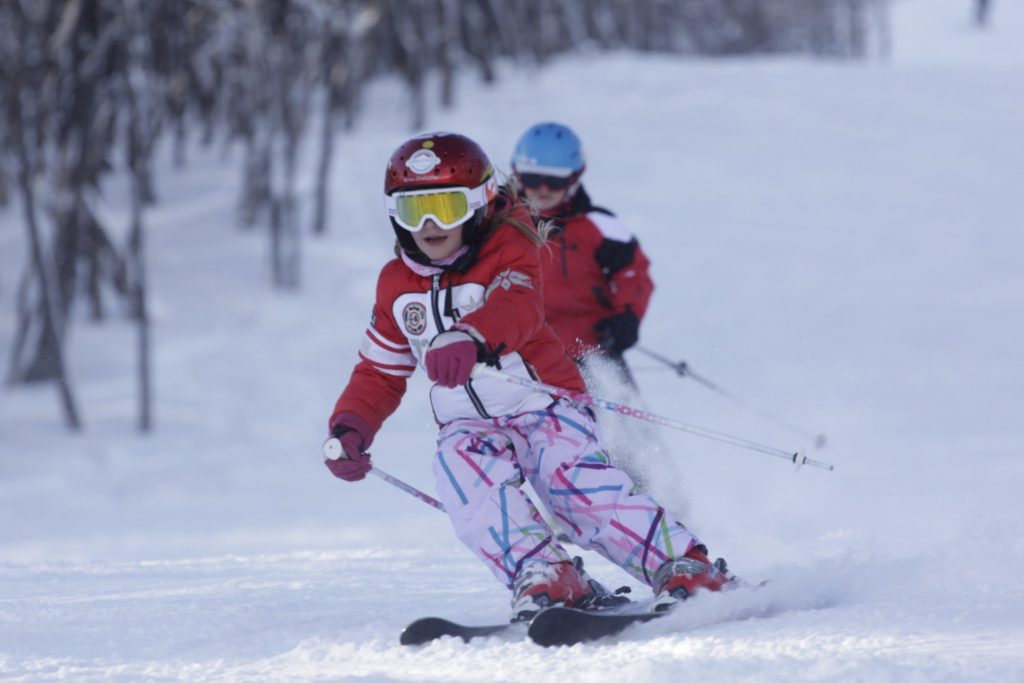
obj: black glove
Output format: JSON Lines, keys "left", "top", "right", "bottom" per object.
{"left": 594, "top": 309, "right": 640, "bottom": 355}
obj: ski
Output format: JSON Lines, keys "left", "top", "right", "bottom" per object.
{"left": 527, "top": 605, "right": 664, "bottom": 647}
{"left": 399, "top": 616, "right": 518, "bottom": 646}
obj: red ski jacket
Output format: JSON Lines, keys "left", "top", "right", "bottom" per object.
{"left": 331, "top": 206, "right": 586, "bottom": 433}
{"left": 539, "top": 188, "right": 654, "bottom": 360}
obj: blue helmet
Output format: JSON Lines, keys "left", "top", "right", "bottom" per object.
{"left": 511, "top": 122, "right": 585, "bottom": 179}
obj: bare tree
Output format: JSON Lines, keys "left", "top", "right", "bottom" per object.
{"left": 0, "top": 0, "right": 887, "bottom": 431}
{"left": 3, "top": 4, "right": 82, "bottom": 429}
{"left": 975, "top": 0, "right": 992, "bottom": 28}
{"left": 121, "top": 0, "right": 164, "bottom": 432}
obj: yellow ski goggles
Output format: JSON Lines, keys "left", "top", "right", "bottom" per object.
{"left": 385, "top": 178, "right": 496, "bottom": 232}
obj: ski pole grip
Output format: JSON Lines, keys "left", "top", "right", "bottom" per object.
{"left": 323, "top": 437, "right": 345, "bottom": 461}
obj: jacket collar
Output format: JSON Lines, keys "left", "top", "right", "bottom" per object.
{"left": 400, "top": 245, "right": 470, "bottom": 276}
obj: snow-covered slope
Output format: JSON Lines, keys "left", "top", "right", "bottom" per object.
{"left": 2, "top": 0, "right": 1023, "bottom": 680}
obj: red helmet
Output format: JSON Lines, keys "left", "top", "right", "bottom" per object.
{"left": 384, "top": 131, "right": 495, "bottom": 195}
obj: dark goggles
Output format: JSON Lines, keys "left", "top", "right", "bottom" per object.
{"left": 516, "top": 172, "right": 575, "bottom": 191}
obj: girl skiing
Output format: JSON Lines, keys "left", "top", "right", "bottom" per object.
{"left": 325, "top": 132, "right": 730, "bottom": 619}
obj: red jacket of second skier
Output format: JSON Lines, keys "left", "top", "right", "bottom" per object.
{"left": 540, "top": 189, "right": 654, "bottom": 360}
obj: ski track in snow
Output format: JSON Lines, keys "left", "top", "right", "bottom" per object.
{"left": 2, "top": 1, "right": 1024, "bottom": 680}
{"left": 3, "top": 548, "right": 1021, "bottom": 681}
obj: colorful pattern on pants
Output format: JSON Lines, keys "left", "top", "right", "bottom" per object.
{"left": 431, "top": 400, "right": 699, "bottom": 590}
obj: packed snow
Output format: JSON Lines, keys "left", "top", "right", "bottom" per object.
{"left": 2, "top": 0, "right": 1022, "bottom": 680}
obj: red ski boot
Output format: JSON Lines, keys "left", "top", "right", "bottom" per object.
{"left": 510, "top": 560, "right": 595, "bottom": 622}
{"left": 651, "top": 544, "right": 735, "bottom": 612}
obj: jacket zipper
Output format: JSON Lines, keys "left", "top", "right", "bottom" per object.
{"left": 430, "top": 275, "right": 445, "bottom": 330}
{"left": 432, "top": 274, "right": 490, "bottom": 419}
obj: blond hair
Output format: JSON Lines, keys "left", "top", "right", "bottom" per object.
{"left": 487, "top": 173, "right": 553, "bottom": 246}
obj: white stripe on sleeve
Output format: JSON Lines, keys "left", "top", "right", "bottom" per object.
{"left": 360, "top": 328, "right": 417, "bottom": 376}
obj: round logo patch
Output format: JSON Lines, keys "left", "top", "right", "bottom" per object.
{"left": 402, "top": 302, "right": 427, "bottom": 335}
{"left": 406, "top": 148, "right": 441, "bottom": 174}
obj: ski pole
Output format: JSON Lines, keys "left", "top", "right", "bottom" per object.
{"left": 634, "top": 346, "right": 828, "bottom": 449}
{"left": 323, "top": 437, "right": 446, "bottom": 511}
{"left": 322, "top": 437, "right": 577, "bottom": 543}
{"left": 471, "top": 365, "right": 834, "bottom": 472}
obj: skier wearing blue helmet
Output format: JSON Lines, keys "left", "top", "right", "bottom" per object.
{"left": 511, "top": 122, "right": 654, "bottom": 382}
{"left": 510, "top": 123, "right": 688, "bottom": 517}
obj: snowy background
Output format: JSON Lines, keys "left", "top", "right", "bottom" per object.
{"left": 2, "top": 0, "right": 1023, "bottom": 680}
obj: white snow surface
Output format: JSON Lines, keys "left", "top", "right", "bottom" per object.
{"left": 2, "top": 1, "right": 1023, "bottom": 680}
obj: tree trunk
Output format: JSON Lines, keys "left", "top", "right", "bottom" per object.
{"left": 311, "top": 90, "right": 335, "bottom": 236}
{"left": 437, "top": 0, "right": 456, "bottom": 109}
{"left": 14, "top": 116, "right": 82, "bottom": 430}
{"left": 128, "top": 169, "right": 152, "bottom": 433}
{"left": 975, "top": 0, "right": 991, "bottom": 28}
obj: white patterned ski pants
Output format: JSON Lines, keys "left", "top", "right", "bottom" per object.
{"left": 431, "top": 400, "right": 700, "bottom": 590}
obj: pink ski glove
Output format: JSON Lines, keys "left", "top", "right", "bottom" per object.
{"left": 424, "top": 330, "right": 482, "bottom": 388}
{"left": 325, "top": 411, "right": 375, "bottom": 482}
